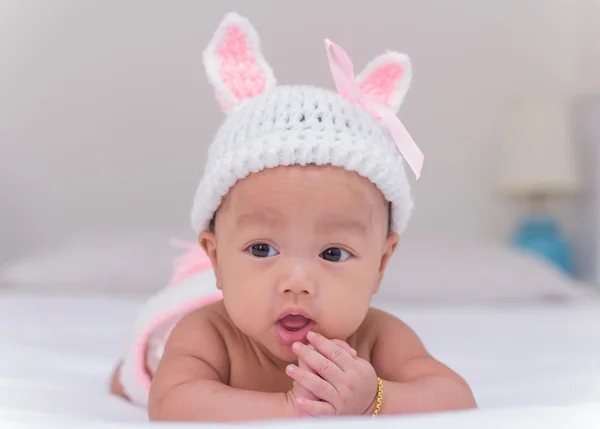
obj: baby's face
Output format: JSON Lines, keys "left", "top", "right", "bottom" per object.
{"left": 200, "top": 165, "right": 398, "bottom": 364}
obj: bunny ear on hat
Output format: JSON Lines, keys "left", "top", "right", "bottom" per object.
{"left": 203, "top": 12, "right": 277, "bottom": 114}
{"left": 356, "top": 51, "right": 412, "bottom": 114}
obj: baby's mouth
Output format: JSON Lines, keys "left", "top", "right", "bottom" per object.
{"left": 275, "top": 314, "right": 315, "bottom": 345}
{"left": 279, "top": 314, "right": 311, "bottom": 331}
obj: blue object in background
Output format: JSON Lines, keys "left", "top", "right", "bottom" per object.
{"left": 512, "top": 216, "right": 574, "bottom": 276}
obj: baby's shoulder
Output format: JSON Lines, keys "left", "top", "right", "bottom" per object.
{"left": 353, "top": 306, "right": 423, "bottom": 354}
{"left": 360, "top": 306, "right": 414, "bottom": 336}
{"left": 170, "top": 300, "right": 232, "bottom": 342}
{"left": 357, "top": 306, "right": 429, "bottom": 368}
{"left": 164, "top": 301, "right": 235, "bottom": 361}
{"left": 163, "top": 300, "right": 233, "bottom": 381}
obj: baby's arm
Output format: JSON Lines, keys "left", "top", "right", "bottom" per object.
{"left": 370, "top": 309, "right": 477, "bottom": 414}
{"left": 148, "top": 310, "right": 297, "bottom": 422}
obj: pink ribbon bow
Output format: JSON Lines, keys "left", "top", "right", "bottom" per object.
{"left": 324, "top": 39, "right": 424, "bottom": 179}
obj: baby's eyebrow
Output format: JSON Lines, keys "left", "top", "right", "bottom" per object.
{"left": 316, "top": 217, "right": 368, "bottom": 234}
{"left": 235, "top": 211, "right": 283, "bottom": 228}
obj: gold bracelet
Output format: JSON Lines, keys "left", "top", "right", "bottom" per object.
{"left": 372, "top": 376, "right": 383, "bottom": 416}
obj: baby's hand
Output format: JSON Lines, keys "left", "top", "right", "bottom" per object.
{"left": 286, "top": 339, "right": 357, "bottom": 417}
{"left": 286, "top": 332, "right": 378, "bottom": 416}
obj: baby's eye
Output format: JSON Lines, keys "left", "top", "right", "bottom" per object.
{"left": 248, "top": 243, "right": 279, "bottom": 258}
{"left": 320, "top": 247, "right": 351, "bottom": 262}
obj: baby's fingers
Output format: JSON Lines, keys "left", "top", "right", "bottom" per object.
{"left": 286, "top": 364, "right": 338, "bottom": 405}
{"left": 305, "top": 332, "right": 356, "bottom": 371}
{"left": 295, "top": 397, "right": 336, "bottom": 417}
{"left": 330, "top": 339, "right": 357, "bottom": 358}
{"left": 305, "top": 343, "right": 356, "bottom": 360}
{"left": 295, "top": 345, "right": 318, "bottom": 400}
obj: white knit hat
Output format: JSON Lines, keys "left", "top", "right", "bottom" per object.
{"left": 191, "top": 12, "right": 424, "bottom": 234}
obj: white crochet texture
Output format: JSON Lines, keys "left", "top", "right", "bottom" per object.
{"left": 190, "top": 84, "right": 414, "bottom": 234}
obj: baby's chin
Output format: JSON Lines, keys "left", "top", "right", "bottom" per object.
{"left": 274, "top": 346, "right": 301, "bottom": 365}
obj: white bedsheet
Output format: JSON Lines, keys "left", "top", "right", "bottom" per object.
{"left": 1, "top": 292, "right": 600, "bottom": 428}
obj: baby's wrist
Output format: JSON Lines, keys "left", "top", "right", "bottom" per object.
{"left": 362, "top": 376, "right": 383, "bottom": 416}
{"left": 361, "top": 393, "right": 378, "bottom": 416}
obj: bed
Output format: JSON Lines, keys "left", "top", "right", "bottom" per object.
{"left": 1, "top": 292, "right": 600, "bottom": 428}
{"left": 1, "top": 234, "right": 600, "bottom": 428}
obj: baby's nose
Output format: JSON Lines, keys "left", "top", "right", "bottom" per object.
{"left": 278, "top": 264, "right": 316, "bottom": 296}
{"left": 281, "top": 282, "right": 314, "bottom": 296}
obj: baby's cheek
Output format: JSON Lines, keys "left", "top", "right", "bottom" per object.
{"left": 221, "top": 292, "right": 259, "bottom": 338}
{"left": 222, "top": 282, "right": 270, "bottom": 323}
{"left": 320, "top": 292, "right": 371, "bottom": 338}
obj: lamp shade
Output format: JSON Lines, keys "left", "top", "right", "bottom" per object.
{"left": 496, "top": 98, "right": 582, "bottom": 196}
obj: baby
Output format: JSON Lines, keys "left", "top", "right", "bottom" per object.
{"left": 110, "top": 12, "right": 476, "bottom": 422}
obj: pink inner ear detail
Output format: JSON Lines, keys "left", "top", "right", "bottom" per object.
{"left": 217, "top": 25, "right": 267, "bottom": 102}
{"left": 360, "top": 63, "right": 403, "bottom": 107}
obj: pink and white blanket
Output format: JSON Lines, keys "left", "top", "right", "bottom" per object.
{"left": 119, "top": 241, "right": 222, "bottom": 406}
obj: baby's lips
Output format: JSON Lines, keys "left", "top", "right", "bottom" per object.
{"left": 279, "top": 314, "right": 311, "bottom": 330}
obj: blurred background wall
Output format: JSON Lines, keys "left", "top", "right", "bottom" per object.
{"left": 1, "top": 0, "right": 599, "bottom": 262}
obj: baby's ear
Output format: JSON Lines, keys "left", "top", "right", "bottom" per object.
{"left": 373, "top": 233, "right": 399, "bottom": 294}
{"left": 199, "top": 232, "right": 218, "bottom": 272}
{"left": 356, "top": 51, "right": 412, "bottom": 114}
{"left": 203, "top": 12, "right": 276, "bottom": 114}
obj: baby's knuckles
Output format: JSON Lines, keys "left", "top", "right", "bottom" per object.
{"left": 319, "top": 359, "right": 335, "bottom": 376}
